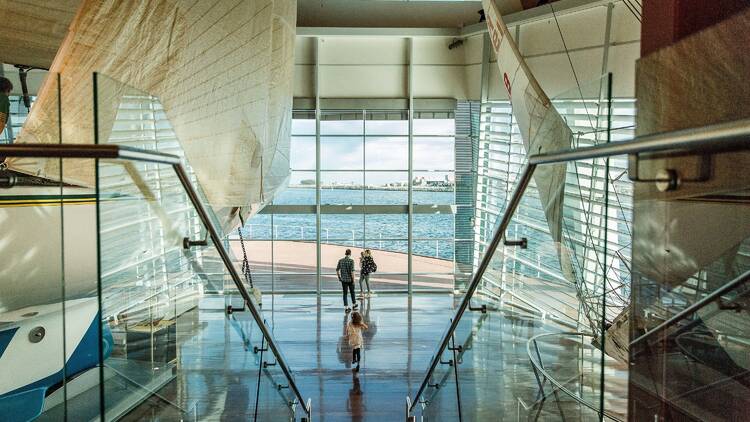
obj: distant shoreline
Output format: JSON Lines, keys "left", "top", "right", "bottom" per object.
{"left": 289, "top": 185, "right": 454, "bottom": 192}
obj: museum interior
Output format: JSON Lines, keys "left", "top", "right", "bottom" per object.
{"left": 0, "top": 0, "right": 748, "bottom": 421}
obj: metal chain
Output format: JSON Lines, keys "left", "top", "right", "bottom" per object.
{"left": 237, "top": 224, "right": 254, "bottom": 289}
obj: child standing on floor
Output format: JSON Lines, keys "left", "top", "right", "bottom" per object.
{"left": 347, "top": 311, "right": 368, "bottom": 372}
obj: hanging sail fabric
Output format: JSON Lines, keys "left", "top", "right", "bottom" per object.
{"left": 481, "top": 0, "right": 575, "bottom": 282}
{"left": 5, "top": 0, "right": 296, "bottom": 215}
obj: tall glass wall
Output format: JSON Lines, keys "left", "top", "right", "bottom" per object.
{"left": 241, "top": 108, "right": 459, "bottom": 292}
{"left": 475, "top": 94, "right": 636, "bottom": 329}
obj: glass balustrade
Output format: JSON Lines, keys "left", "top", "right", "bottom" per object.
{"left": 629, "top": 176, "right": 750, "bottom": 419}
{"left": 0, "top": 75, "right": 106, "bottom": 421}
{"left": 411, "top": 74, "right": 629, "bottom": 421}
{"left": 93, "top": 73, "right": 308, "bottom": 421}
{"left": 0, "top": 72, "right": 311, "bottom": 421}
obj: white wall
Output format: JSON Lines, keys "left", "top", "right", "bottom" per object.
{"left": 294, "top": 1, "right": 641, "bottom": 102}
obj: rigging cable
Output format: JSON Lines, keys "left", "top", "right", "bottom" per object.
{"left": 548, "top": 3, "right": 597, "bottom": 130}
{"left": 549, "top": 2, "right": 626, "bottom": 333}
{"left": 622, "top": 0, "right": 643, "bottom": 23}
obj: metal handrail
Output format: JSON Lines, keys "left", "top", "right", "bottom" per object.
{"left": 410, "top": 163, "right": 537, "bottom": 412}
{"left": 526, "top": 332, "right": 624, "bottom": 421}
{"left": 629, "top": 269, "right": 750, "bottom": 347}
{"left": 0, "top": 144, "right": 312, "bottom": 419}
{"left": 528, "top": 117, "right": 750, "bottom": 166}
{"left": 409, "top": 117, "right": 750, "bottom": 414}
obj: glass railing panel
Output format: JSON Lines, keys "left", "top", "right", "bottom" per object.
{"left": 0, "top": 74, "right": 104, "bottom": 421}
{"left": 417, "top": 154, "right": 628, "bottom": 419}
{"left": 438, "top": 309, "right": 480, "bottom": 420}
{"left": 453, "top": 297, "right": 565, "bottom": 420}
{"left": 526, "top": 331, "right": 628, "bottom": 421}
{"left": 413, "top": 74, "right": 626, "bottom": 420}
{"left": 630, "top": 183, "right": 750, "bottom": 421}
{"left": 254, "top": 328, "right": 297, "bottom": 421}
{"left": 94, "top": 157, "right": 302, "bottom": 419}
{"left": 93, "top": 74, "right": 307, "bottom": 420}
{"left": 4, "top": 158, "right": 104, "bottom": 422}
{"left": 95, "top": 158, "right": 201, "bottom": 421}
{"left": 420, "top": 337, "right": 460, "bottom": 421}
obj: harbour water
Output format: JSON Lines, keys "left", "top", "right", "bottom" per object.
{"left": 243, "top": 187, "right": 456, "bottom": 260}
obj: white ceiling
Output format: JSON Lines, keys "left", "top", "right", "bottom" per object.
{"left": 0, "top": 0, "right": 547, "bottom": 72}
{"left": 297, "top": 0, "right": 526, "bottom": 28}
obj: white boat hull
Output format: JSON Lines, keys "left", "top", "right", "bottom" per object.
{"left": 0, "top": 186, "right": 98, "bottom": 314}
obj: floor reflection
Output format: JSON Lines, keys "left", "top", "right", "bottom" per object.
{"left": 265, "top": 294, "right": 456, "bottom": 422}
{"left": 337, "top": 311, "right": 352, "bottom": 369}
{"left": 347, "top": 375, "right": 364, "bottom": 422}
{"left": 120, "top": 293, "right": 629, "bottom": 421}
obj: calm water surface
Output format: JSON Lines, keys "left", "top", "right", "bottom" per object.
{"left": 243, "top": 188, "right": 456, "bottom": 259}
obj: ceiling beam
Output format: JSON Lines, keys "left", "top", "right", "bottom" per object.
{"left": 298, "top": 0, "right": 617, "bottom": 38}
{"left": 296, "top": 27, "right": 460, "bottom": 37}
{"left": 461, "top": 0, "right": 616, "bottom": 36}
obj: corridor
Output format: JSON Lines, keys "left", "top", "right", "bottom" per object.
{"left": 264, "top": 294, "right": 456, "bottom": 421}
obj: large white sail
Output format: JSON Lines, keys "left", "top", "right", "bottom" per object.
{"left": 483, "top": 0, "right": 634, "bottom": 358}
{"left": 5, "top": 0, "right": 296, "bottom": 212}
{"left": 482, "top": 0, "right": 574, "bottom": 277}
{"left": 0, "top": 0, "right": 296, "bottom": 318}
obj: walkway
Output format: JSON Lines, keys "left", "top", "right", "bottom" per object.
{"left": 119, "top": 293, "right": 627, "bottom": 420}
{"left": 264, "top": 294, "right": 456, "bottom": 421}
{"left": 232, "top": 240, "right": 456, "bottom": 291}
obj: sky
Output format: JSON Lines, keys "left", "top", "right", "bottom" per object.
{"left": 289, "top": 118, "right": 455, "bottom": 185}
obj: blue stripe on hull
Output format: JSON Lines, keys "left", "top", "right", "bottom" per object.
{"left": 0, "top": 328, "right": 18, "bottom": 358}
{"left": 0, "top": 312, "right": 113, "bottom": 421}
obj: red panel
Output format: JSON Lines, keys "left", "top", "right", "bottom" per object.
{"left": 641, "top": 0, "right": 750, "bottom": 56}
{"left": 641, "top": 0, "right": 677, "bottom": 56}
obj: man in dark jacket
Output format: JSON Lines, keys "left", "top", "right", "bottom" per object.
{"left": 336, "top": 249, "right": 358, "bottom": 311}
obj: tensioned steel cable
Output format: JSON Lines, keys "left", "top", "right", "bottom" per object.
{"left": 622, "top": 0, "right": 642, "bottom": 23}
{"left": 549, "top": 2, "right": 614, "bottom": 340}
{"left": 548, "top": 3, "right": 597, "bottom": 130}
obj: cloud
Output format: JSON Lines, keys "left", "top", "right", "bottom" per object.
{"left": 290, "top": 119, "right": 456, "bottom": 182}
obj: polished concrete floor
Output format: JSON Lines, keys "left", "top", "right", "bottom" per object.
{"left": 415, "top": 306, "right": 628, "bottom": 421}
{"left": 118, "top": 293, "right": 627, "bottom": 421}
{"left": 231, "top": 240, "right": 456, "bottom": 291}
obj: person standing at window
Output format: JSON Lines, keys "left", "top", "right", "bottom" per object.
{"left": 337, "top": 249, "right": 358, "bottom": 312}
{"left": 358, "top": 250, "right": 376, "bottom": 298}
